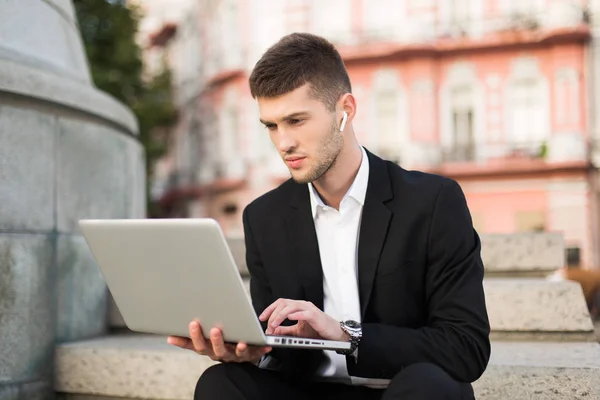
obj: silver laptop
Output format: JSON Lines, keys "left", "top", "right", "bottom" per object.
{"left": 78, "top": 218, "right": 350, "bottom": 352}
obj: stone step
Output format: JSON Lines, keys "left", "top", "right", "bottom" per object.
{"left": 214, "top": 277, "right": 597, "bottom": 340}
{"left": 227, "top": 233, "right": 566, "bottom": 278}
{"left": 480, "top": 232, "right": 564, "bottom": 276}
{"left": 239, "top": 277, "right": 595, "bottom": 339}
{"left": 54, "top": 334, "right": 216, "bottom": 400}
{"left": 110, "top": 277, "right": 596, "bottom": 341}
{"left": 483, "top": 278, "right": 595, "bottom": 340}
{"left": 54, "top": 334, "right": 600, "bottom": 400}
{"left": 107, "top": 234, "right": 568, "bottom": 328}
{"left": 473, "top": 341, "right": 600, "bottom": 399}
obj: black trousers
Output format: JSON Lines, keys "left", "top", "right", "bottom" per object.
{"left": 194, "top": 362, "right": 475, "bottom": 400}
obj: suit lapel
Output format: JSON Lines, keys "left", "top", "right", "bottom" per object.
{"left": 286, "top": 184, "right": 324, "bottom": 311}
{"left": 358, "top": 150, "right": 393, "bottom": 318}
{"left": 283, "top": 149, "right": 393, "bottom": 317}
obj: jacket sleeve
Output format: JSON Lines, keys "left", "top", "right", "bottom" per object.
{"left": 346, "top": 179, "right": 491, "bottom": 382}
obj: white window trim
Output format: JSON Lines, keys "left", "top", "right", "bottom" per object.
{"left": 503, "top": 57, "right": 550, "bottom": 151}
{"left": 440, "top": 62, "right": 484, "bottom": 160}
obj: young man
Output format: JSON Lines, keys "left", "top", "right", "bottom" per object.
{"left": 168, "top": 33, "right": 491, "bottom": 400}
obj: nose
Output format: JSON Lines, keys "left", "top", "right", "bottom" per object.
{"left": 276, "top": 127, "right": 296, "bottom": 154}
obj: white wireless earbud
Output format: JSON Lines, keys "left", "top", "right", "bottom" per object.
{"left": 340, "top": 111, "right": 348, "bottom": 132}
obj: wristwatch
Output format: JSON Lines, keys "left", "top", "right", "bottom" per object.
{"left": 336, "top": 320, "right": 362, "bottom": 355}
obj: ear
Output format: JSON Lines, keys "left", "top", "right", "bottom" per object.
{"left": 340, "top": 111, "right": 348, "bottom": 132}
{"left": 337, "top": 93, "right": 357, "bottom": 132}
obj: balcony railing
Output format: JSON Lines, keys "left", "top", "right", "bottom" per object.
{"left": 442, "top": 137, "right": 590, "bottom": 164}
{"left": 442, "top": 144, "right": 476, "bottom": 163}
{"left": 443, "top": 142, "right": 547, "bottom": 164}
{"left": 342, "top": 1, "right": 588, "bottom": 47}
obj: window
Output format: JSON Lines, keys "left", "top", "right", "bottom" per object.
{"left": 452, "top": 110, "right": 474, "bottom": 157}
{"left": 507, "top": 58, "right": 548, "bottom": 153}
{"left": 449, "top": 85, "right": 475, "bottom": 161}
{"left": 373, "top": 69, "right": 404, "bottom": 161}
{"left": 566, "top": 247, "right": 581, "bottom": 268}
{"left": 510, "top": 78, "right": 545, "bottom": 148}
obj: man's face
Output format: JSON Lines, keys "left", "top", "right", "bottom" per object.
{"left": 258, "top": 84, "right": 343, "bottom": 184}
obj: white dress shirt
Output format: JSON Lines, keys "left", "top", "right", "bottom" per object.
{"left": 308, "top": 147, "right": 389, "bottom": 388}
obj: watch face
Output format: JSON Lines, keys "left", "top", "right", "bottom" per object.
{"left": 344, "top": 320, "right": 361, "bottom": 329}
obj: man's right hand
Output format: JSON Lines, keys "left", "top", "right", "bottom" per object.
{"left": 167, "top": 321, "right": 272, "bottom": 364}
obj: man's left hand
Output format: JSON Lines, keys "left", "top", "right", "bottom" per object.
{"left": 259, "top": 299, "right": 349, "bottom": 341}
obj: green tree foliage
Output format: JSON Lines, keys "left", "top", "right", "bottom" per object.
{"left": 73, "top": 0, "right": 177, "bottom": 216}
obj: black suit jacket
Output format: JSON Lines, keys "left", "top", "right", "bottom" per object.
{"left": 242, "top": 149, "right": 491, "bottom": 383}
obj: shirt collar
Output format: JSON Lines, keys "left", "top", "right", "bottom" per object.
{"left": 308, "top": 146, "right": 370, "bottom": 218}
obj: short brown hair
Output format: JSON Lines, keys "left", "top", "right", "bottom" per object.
{"left": 249, "top": 33, "right": 351, "bottom": 111}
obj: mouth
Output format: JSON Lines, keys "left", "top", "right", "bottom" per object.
{"left": 285, "top": 156, "right": 306, "bottom": 169}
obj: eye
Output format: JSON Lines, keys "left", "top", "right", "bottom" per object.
{"left": 265, "top": 124, "right": 276, "bottom": 131}
{"left": 289, "top": 119, "right": 303, "bottom": 125}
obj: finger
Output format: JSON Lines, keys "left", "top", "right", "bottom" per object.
{"left": 210, "top": 328, "right": 231, "bottom": 359}
{"left": 269, "top": 300, "right": 312, "bottom": 330}
{"left": 287, "top": 310, "right": 312, "bottom": 321}
{"left": 272, "top": 325, "right": 296, "bottom": 336}
{"left": 189, "top": 321, "right": 211, "bottom": 355}
{"left": 259, "top": 298, "right": 284, "bottom": 321}
{"left": 288, "top": 301, "right": 318, "bottom": 322}
{"left": 235, "top": 342, "right": 248, "bottom": 359}
{"left": 267, "top": 300, "right": 306, "bottom": 327}
{"left": 167, "top": 336, "right": 194, "bottom": 350}
{"left": 264, "top": 303, "right": 286, "bottom": 334}
{"left": 268, "top": 303, "right": 305, "bottom": 332}
{"left": 265, "top": 303, "right": 291, "bottom": 334}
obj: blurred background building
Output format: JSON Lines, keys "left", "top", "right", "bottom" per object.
{"left": 2, "top": 2, "right": 599, "bottom": 399}
{"left": 135, "top": 0, "right": 600, "bottom": 269}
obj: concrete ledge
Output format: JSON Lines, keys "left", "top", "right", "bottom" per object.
{"left": 55, "top": 335, "right": 600, "bottom": 400}
{"left": 480, "top": 232, "right": 564, "bottom": 274}
{"left": 54, "top": 335, "right": 217, "bottom": 400}
{"left": 484, "top": 278, "right": 595, "bottom": 336}
{"left": 474, "top": 341, "right": 600, "bottom": 399}
{"left": 110, "top": 278, "right": 596, "bottom": 340}
{"left": 224, "top": 233, "right": 566, "bottom": 278}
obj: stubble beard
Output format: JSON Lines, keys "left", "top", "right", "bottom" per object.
{"left": 291, "top": 119, "right": 343, "bottom": 184}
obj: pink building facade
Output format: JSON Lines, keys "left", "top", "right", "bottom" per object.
{"left": 145, "top": 0, "right": 600, "bottom": 269}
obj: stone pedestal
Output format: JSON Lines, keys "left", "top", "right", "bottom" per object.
{"left": 0, "top": 1, "right": 145, "bottom": 398}
{"left": 480, "top": 232, "right": 564, "bottom": 276}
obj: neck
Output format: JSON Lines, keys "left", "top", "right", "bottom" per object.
{"left": 312, "top": 140, "right": 362, "bottom": 210}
